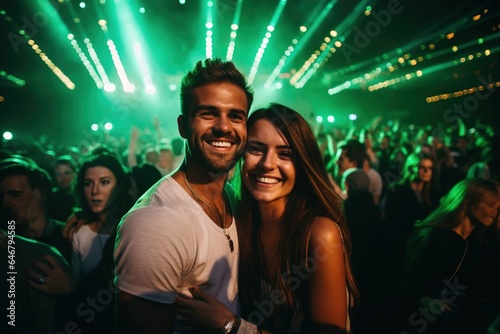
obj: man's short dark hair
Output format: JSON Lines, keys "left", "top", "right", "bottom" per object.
{"left": 340, "top": 139, "right": 367, "bottom": 168}
{"left": 0, "top": 158, "right": 53, "bottom": 199}
{"left": 180, "top": 58, "right": 254, "bottom": 116}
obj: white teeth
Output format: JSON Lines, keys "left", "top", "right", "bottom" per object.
{"left": 256, "top": 176, "right": 279, "bottom": 184}
{"left": 210, "top": 141, "right": 231, "bottom": 147}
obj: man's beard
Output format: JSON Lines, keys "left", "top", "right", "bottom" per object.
{"left": 188, "top": 147, "right": 241, "bottom": 177}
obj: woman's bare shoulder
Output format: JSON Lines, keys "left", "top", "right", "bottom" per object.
{"left": 309, "top": 216, "right": 343, "bottom": 251}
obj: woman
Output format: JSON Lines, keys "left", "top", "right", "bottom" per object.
{"left": 400, "top": 178, "right": 500, "bottom": 334}
{"left": 176, "top": 103, "right": 358, "bottom": 334}
{"left": 71, "top": 152, "right": 130, "bottom": 280}
{"left": 51, "top": 152, "right": 131, "bottom": 333}
{"left": 383, "top": 151, "right": 440, "bottom": 277}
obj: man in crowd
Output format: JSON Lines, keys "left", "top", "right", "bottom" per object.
{"left": 0, "top": 157, "right": 71, "bottom": 262}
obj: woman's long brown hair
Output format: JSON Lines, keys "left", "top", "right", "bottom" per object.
{"left": 235, "top": 103, "right": 359, "bottom": 329}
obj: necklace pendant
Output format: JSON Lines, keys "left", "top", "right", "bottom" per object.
{"left": 227, "top": 236, "right": 234, "bottom": 253}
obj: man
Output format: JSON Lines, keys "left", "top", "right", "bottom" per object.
{"left": 334, "top": 139, "right": 369, "bottom": 199}
{"left": 0, "top": 157, "right": 71, "bottom": 262}
{"left": 48, "top": 155, "right": 78, "bottom": 221}
{"left": 362, "top": 156, "right": 383, "bottom": 206}
{"left": 1, "top": 231, "right": 73, "bottom": 334}
{"left": 114, "top": 58, "right": 254, "bottom": 333}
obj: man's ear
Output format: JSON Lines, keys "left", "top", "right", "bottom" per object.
{"left": 177, "top": 115, "right": 187, "bottom": 139}
{"left": 34, "top": 188, "right": 47, "bottom": 203}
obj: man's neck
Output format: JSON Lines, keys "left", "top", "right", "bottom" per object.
{"left": 21, "top": 215, "right": 50, "bottom": 238}
{"left": 172, "top": 162, "right": 228, "bottom": 205}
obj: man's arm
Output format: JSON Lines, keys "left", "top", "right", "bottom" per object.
{"left": 116, "top": 290, "right": 175, "bottom": 334}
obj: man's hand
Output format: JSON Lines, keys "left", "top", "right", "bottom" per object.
{"left": 175, "top": 287, "right": 233, "bottom": 332}
{"left": 26, "top": 253, "right": 76, "bottom": 296}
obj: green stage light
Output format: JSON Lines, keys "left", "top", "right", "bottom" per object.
{"left": 3, "top": 131, "right": 13, "bottom": 141}
{"left": 104, "top": 122, "right": 113, "bottom": 131}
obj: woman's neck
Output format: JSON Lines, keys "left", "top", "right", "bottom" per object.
{"left": 411, "top": 179, "right": 424, "bottom": 191}
{"left": 258, "top": 202, "right": 286, "bottom": 232}
{"left": 92, "top": 212, "right": 115, "bottom": 234}
{"left": 453, "top": 217, "right": 475, "bottom": 239}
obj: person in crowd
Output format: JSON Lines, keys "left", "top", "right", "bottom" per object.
{"left": 342, "top": 168, "right": 388, "bottom": 334}
{"left": 155, "top": 143, "right": 176, "bottom": 176}
{"left": 332, "top": 139, "right": 370, "bottom": 200}
{"left": 383, "top": 151, "right": 441, "bottom": 276}
{"left": 1, "top": 230, "right": 74, "bottom": 334}
{"left": 335, "top": 139, "right": 368, "bottom": 180}
{"left": 144, "top": 146, "right": 160, "bottom": 165}
{"left": 361, "top": 151, "right": 383, "bottom": 206}
{"left": 28, "top": 152, "right": 132, "bottom": 333}
{"left": 113, "top": 57, "right": 254, "bottom": 333}
{"left": 398, "top": 178, "right": 500, "bottom": 334}
{"left": 71, "top": 152, "right": 131, "bottom": 281}
{"left": 383, "top": 146, "right": 408, "bottom": 185}
{"left": 449, "top": 135, "right": 472, "bottom": 172}
{"left": 175, "top": 103, "right": 358, "bottom": 334}
{"left": 48, "top": 155, "right": 78, "bottom": 222}
{"left": 0, "top": 157, "right": 71, "bottom": 263}
{"left": 316, "top": 132, "right": 336, "bottom": 181}
{"left": 467, "top": 161, "right": 490, "bottom": 179}
{"left": 170, "top": 136, "right": 185, "bottom": 171}
{"left": 435, "top": 145, "right": 466, "bottom": 196}
{"left": 129, "top": 162, "right": 163, "bottom": 202}
{"left": 373, "top": 133, "right": 393, "bottom": 179}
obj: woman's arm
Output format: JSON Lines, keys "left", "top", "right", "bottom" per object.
{"left": 307, "top": 217, "right": 349, "bottom": 334}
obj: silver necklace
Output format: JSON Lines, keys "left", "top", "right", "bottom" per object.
{"left": 183, "top": 173, "right": 234, "bottom": 253}
{"left": 264, "top": 240, "right": 279, "bottom": 278}
{"left": 95, "top": 221, "right": 105, "bottom": 252}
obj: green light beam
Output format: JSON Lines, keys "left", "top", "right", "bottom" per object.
{"left": 265, "top": 0, "right": 337, "bottom": 88}
{"left": 248, "top": 0, "right": 287, "bottom": 84}
{"left": 225, "top": 0, "right": 244, "bottom": 61}
{"left": 291, "top": 0, "right": 370, "bottom": 87}
{"left": 0, "top": 70, "right": 26, "bottom": 87}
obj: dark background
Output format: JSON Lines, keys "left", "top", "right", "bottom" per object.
{"left": 1, "top": 0, "right": 499, "bottom": 142}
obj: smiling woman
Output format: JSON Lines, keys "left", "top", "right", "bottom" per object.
{"left": 236, "top": 104, "right": 358, "bottom": 333}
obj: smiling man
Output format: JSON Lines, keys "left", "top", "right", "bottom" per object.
{"left": 114, "top": 58, "right": 254, "bottom": 334}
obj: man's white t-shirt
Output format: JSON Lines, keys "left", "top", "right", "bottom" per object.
{"left": 114, "top": 176, "right": 239, "bottom": 333}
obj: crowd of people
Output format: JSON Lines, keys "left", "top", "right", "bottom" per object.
{"left": 0, "top": 57, "right": 499, "bottom": 334}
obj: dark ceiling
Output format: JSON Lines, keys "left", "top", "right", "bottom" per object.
{"left": 1, "top": 0, "right": 499, "bottom": 141}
